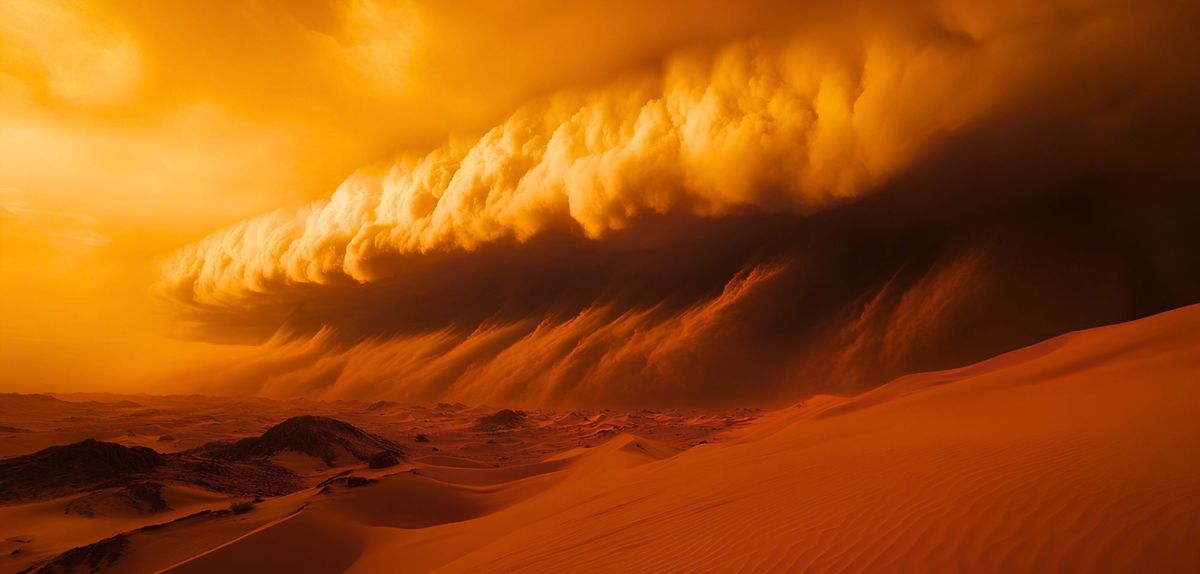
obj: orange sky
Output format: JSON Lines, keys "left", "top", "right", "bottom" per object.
{"left": 2, "top": 0, "right": 1197, "bottom": 402}
{"left": 0, "top": 0, "right": 832, "bottom": 392}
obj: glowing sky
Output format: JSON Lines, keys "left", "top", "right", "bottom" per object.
{"left": 1, "top": 0, "right": 787, "bottom": 391}
{"left": 2, "top": 0, "right": 1198, "bottom": 403}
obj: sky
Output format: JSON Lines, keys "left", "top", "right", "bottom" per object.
{"left": 2, "top": 0, "right": 1198, "bottom": 405}
{"left": 0, "top": 0, "right": 796, "bottom": 391}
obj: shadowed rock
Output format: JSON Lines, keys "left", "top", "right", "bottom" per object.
{"left": 19, "top": 534, "right": 128, "bottom": 574}
{"left": 0, "top": 440, "right": 162, "bottom": 504}
{"left": 154, "top": 456, "right": 302, "bottom": 498}
{"left": 200, "top": 415, "right": 402, "bottom": 466}
{"left": 64, "top": 481, "right": 169, "bottom": 518}
{"left": 368, "top": 451, "right": 400, "bottom": 469}
{"left": 347, "top": 476, "right": 375, "bottom": 488}
{"left": 474, "top": 409, "right": 527, "bottom": 431}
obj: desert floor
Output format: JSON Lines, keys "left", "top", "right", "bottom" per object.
{"left": 3, "top": 305, "right": 1199, "bottom": 573}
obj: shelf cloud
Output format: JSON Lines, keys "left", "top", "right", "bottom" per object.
{"left": 155, "top": 0, "right": 1200, "bottom": 406}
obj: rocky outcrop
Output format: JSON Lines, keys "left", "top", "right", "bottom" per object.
{"left": 200, "top": 416, "right": 402, "bottom": 466}
{"left": 0, "top": 440, "right": 162, "bottom": 504}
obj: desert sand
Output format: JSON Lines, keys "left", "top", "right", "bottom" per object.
{"left": 3, "top": 304, "right": 1198, "bottom": 573}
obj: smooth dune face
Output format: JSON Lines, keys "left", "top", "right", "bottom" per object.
{"left": 420, "top": 305, "right": 1200, "bottom": 572}
{"left": 32, "top": 304, "right": 1188, "bottom": 574}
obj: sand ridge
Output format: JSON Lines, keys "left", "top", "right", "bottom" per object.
{"left": 428, "top": 304, "right": 1200, "bottom": 573}
{"left": 3, "top": 305, "right": 1199, "bottom": 572}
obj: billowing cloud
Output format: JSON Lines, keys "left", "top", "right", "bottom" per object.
{"left": 159, "top": 29, "right": 983, "bottom": 308}
{"left": 155, "top": 0, "right": 1200, "bottom": 406}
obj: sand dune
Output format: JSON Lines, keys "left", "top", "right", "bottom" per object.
{"left": 217, "top": 304, "right": 1199, "bottom": 573}
{"left": 1, "top": 398, "right": 745, "bottom": 572}
{"left": 4, "top": 305, "right": 1198, "bottom": 572}
{"left": 423, "top": 305, "right": 1200, "bottom": 573}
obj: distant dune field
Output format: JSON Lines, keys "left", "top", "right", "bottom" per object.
{"left": 6, "top": 305, "right": 1195, "bottom": 573}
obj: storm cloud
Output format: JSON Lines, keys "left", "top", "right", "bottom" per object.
{"left": 158, "top": 0, "right": 1200, "bottom": 406}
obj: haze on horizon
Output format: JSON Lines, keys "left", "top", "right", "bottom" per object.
{"left": 2, "top": 0, "right": 1198, "bottom": 407}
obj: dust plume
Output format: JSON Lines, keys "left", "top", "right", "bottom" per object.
{"left": 158, "top": 0, "right": 1200, "bottom": 406}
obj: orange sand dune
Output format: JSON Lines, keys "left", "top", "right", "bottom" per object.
{"left": 93, "top": 304, "right": 1198, "bottom": 573}
{"left": 6, "top": 305, "right": 1198, "bottom": 572}
{"left": 424, "top": 304, "right": 1200, "bottom": 573}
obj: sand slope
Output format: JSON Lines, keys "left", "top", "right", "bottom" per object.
{"left": 402, "top": 304, "right": 1199, "bottom": 572}
{"left": 9, "top": 305, "right": 1199, "bottom": 572}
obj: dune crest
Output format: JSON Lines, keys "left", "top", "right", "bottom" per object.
{"left": 3, "top": 306, "right": 1197, "bottom": 572}
{"left": 370, "top": 304, "right": 1200, "bottom": 572}
{"left": 64, "top": 304, "right": 1196, "bottom": 573}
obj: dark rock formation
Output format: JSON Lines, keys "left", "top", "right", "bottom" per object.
{"left": 20, "top": 534, "right": 128, "bottom": 574}
{"left": 64, "top": 481, "right": 169, "bottom": 518}
{"left": 346, "top": 476, "right": 375, "bottom": 488}
{"left": 474, "top": 409, "right": 527, "bottom": 431}
{"left": 0, "top": 440, "right": 162, "bottom": 503}
{"left": 199, "top": 416, "right": 402, "bottom": 466}
{"left": 368, "top": 451, "right": 400, "bottom": 469}
{"left": 157, "top": 456, "right": 302, "bottom": 497}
